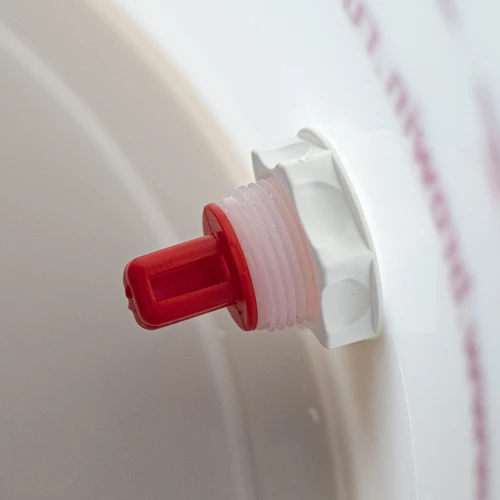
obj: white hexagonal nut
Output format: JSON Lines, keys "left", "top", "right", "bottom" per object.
{"left": 252, "top": 133, "right": 383, "bottom": 348}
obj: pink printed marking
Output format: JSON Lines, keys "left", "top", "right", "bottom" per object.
{"left": 343, "top": 0, "right": 380, "bottom": 55}
{"left": 465, "top": 324, "right": 489, "bottom": 500}
{"left": 342, "top": 1, "right": 489, "bottom": 499}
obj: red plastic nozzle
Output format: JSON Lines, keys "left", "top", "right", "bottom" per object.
{"left": 123, "top": 203, "right": 257, "bottom": 331}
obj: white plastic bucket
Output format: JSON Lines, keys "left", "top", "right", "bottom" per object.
{"left": 0, "top": 1, "right": 498, "bottom": 499}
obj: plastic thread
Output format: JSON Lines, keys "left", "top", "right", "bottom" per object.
{"left": 220, "top": 179, "right": 318, "bottom": 330}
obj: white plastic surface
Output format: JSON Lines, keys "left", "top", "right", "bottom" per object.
{"left": 1, "top": 1, "right": 499, "bottom": 500}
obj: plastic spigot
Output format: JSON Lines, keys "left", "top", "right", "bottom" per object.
{"left": 123, "top": 203, "right": 257, "bottom": 331}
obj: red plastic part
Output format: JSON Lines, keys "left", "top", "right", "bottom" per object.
{"left": 123, "top": 203, "right": 257, "bottom": 331}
